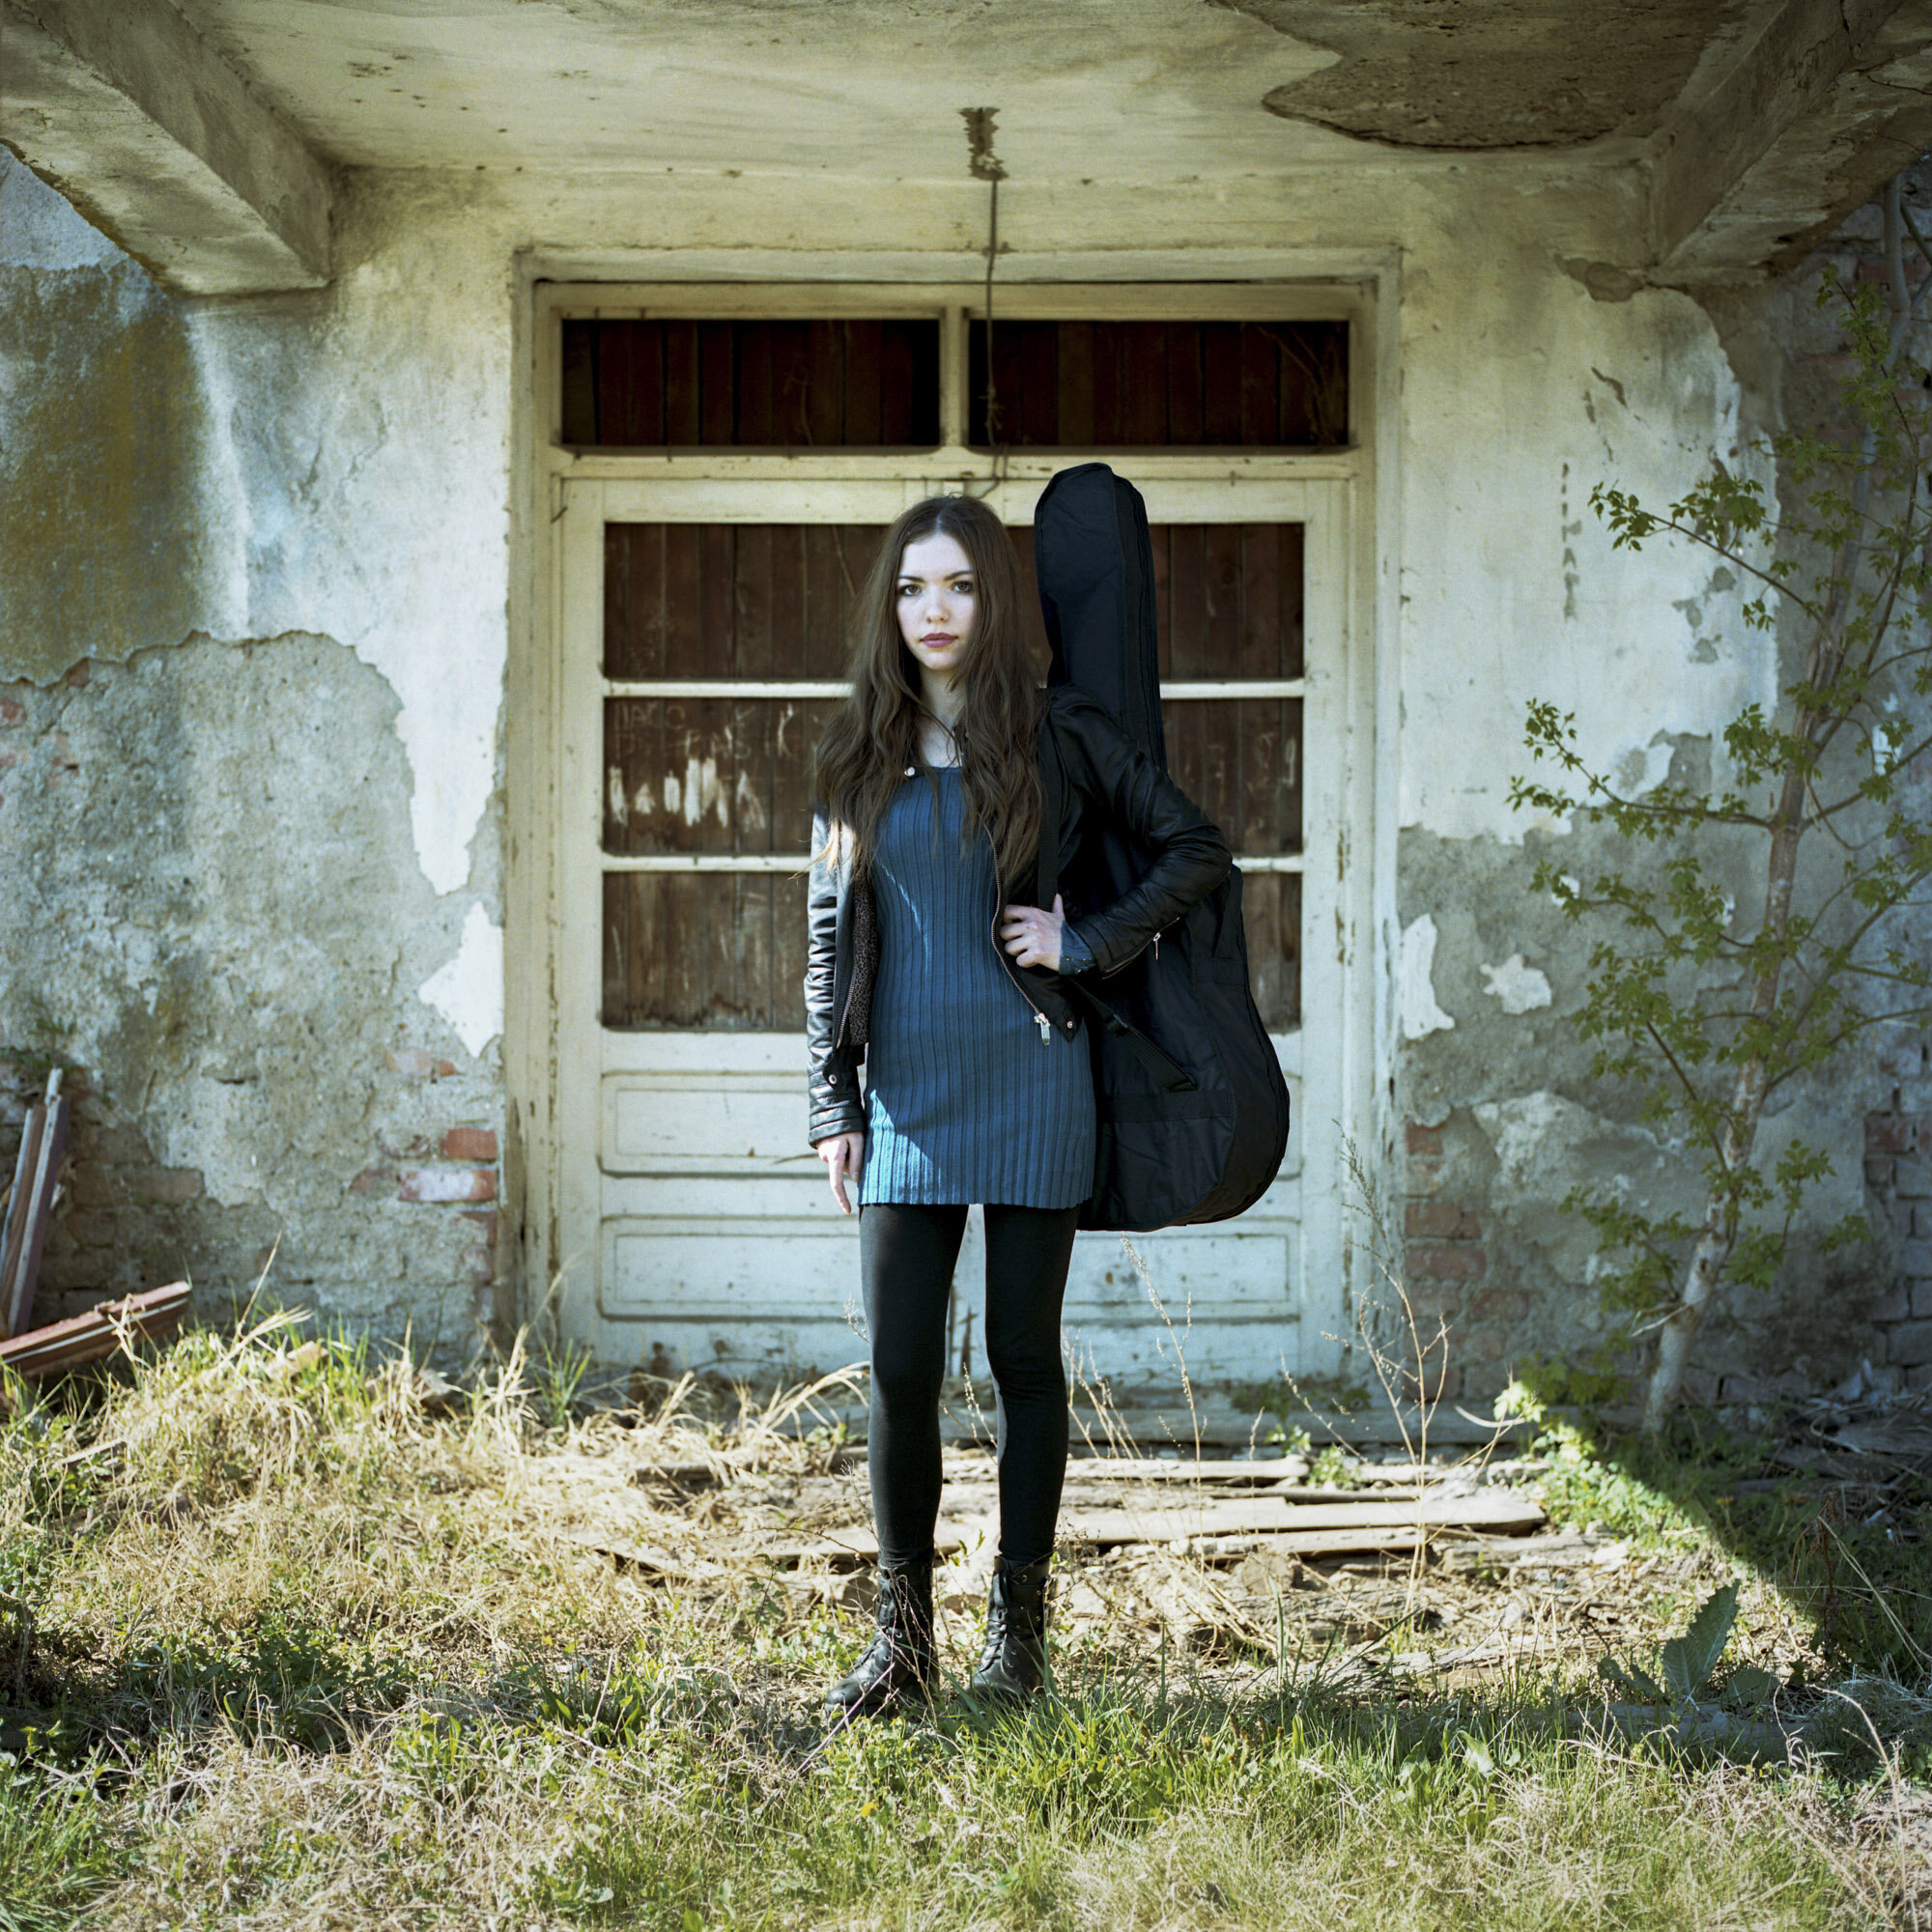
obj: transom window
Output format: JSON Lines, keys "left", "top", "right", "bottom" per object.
{"left": 559, "top": 313, "right": 1348, "bottom": 451}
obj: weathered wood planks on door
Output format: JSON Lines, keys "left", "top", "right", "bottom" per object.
{"left": 562, "top": 320, "right": 942, "bottom": 447}
{"left": 600, "top": 521, "right": 1305, "bottom": 1032}
{"left": 603, "top": 874, "right": 805, "bottom": 1031}
{"left": 970, "top": 321, "right": 1348, "bottom": 448}
{"left": 605, "top": 523, "right": 876, "bottom": 681}
{"left": 558, "top": 317, "right": 1347, "bottom": 451}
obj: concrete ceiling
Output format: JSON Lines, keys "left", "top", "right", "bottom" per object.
{"left": 167, "top": 0, "right": 1351, "bottom": 180}
{"left": 142, "top": 0, "right": 1763, "bottom": 174}
{"left": 7, "top": 0, "right": 1932, "bottom": 291}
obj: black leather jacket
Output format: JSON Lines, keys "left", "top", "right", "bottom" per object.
{"left": 806, "top": 684, "right": 1232, "bottom": 1146}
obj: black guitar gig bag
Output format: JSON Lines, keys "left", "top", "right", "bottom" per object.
{"left": 1033, "top": 461, "right": 1292, "bottom": 1233}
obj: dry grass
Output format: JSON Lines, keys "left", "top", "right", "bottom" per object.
{"left": 0, "top": 1320, "right": 1925, "bottom": 1931}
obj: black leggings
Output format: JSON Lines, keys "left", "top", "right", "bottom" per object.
{"left": 858, "top": 1201, "right": 1082, "bottom": 1570}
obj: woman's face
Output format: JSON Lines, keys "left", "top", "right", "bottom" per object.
{"left": 895, "top": 530, "right": 977, "bottom": 688}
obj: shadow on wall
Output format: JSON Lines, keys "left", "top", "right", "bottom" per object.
{"left": 0, "top": 154, "right": 222, "bottom": 685}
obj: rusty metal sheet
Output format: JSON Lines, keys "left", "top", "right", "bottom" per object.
{"left": 0, "top": 1280, "right": 191, "bottom": 1379}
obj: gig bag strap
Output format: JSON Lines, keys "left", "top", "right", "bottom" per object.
{"left": 1035, "top": 711, "right": 1065, "bottom": 913}
{"left": 1037, "top": 710, "right": 1194, "bottom": 1094}
{"left": 1062, "top": 979, "right": 1196, "bottom": 1093}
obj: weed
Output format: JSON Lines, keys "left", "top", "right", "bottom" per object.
{"left": 1601, "top": 1580, "right": 1742, "bottom": 1705}
{"left": 532, "top": 1336, "right": 596, "bottom": 1433}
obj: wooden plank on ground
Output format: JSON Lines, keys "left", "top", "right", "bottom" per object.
{"left": 1058, "top": 1492, "right": 1543, "bottom": 1546}
{"left": 1062, "top": 1402, "right": 1533, "bottom": 1450}
{"left": 809, "top": 1398, "right": 1532, "bottom": 1453}
{"left": 2, "top": 1071, "right": 68, "bottom": 1340}
{"left": 1060, "top": 1456, "right": 1447, "bottom": 1492}
{"left": 0, "top": 1103, "right": 46, "bottom": 1339}
{"left": 1229, "top": 1526, "right": 1430, "bottom": 1563}
{"left": 770, "top": 1491, "right": 1541, "bottom": 1568}
{"left": 1061, "top": 1456, "right": 1314, "bottom": 1482}
{"left": 0, "top": 1281, "right": 191, "bottom": 1379}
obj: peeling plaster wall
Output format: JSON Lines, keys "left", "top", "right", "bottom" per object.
{"left": 4, "top": 126, "right": 1920, "bottom": 1390}
{"left": 1399, "top": 224, "right": 1773, "bottom": 845}
{"left": 0, "top": 154, "right": 509, "bottom": 895}
{"left": 0, "top": 154, "right": 507, "bottom": 1348}
{"left": 1391, "top": 196, "right": 1929, "bottom": 1404}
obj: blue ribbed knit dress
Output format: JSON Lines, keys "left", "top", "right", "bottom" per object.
{"left": 860, "top": 768, "right": 1095, "bottom": 1208}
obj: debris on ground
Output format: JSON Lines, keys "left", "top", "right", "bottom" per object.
{"left": 0, "top": 1281, "right": 190, "bottom": 1384}
{"left": 0, "top": 1066, "right": 70, "bottom": 1338}
{"left": 0, "top": 1066, "right": 191, "bottom": 1395}
{"left": 511, "top": 1364, "right": 1929, "bottom": 1713}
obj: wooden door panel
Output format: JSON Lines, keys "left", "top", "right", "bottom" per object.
{"left": 605, "top": 1077, "right": 808, "bottom": 1170}
{"left": 968, "top": 320, "right": 1347, "bottom": 448}
{"left": 602, "top": 1228, "right": 864, "bottom": 1321}
{"left": 563, "top": 319, "right": 943, "bottom": 447}
{"left": 1160, "top": 699, "right": 1301, "bottom": 859}
{"left": 604, "top": 696, "right": 836, "bottom": 855}
{"left": 603, "top": 874, "right": 807, "bottom": 1030}
{"left": 1242, "top": 873, "right": 1301, "bottom": 1033}
{"left": 605, "top": 523, "right": 887, "bottom": 679}
{"left": 600, "top": 518, "right": 1305, "bottom": 1031}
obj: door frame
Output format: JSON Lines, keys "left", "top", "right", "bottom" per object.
{"left": 509, "top": 270, "right": 1393, "bottom": 1380}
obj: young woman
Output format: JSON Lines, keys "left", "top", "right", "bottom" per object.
{"left": 805, "top": 493, "right": 1229, "bottom": 1719}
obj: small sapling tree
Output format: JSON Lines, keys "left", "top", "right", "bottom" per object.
{"left": 1511, "top": 179, "right": 1932, "bottom": 1435}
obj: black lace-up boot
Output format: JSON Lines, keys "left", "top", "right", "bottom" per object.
{"left": 968, "top": 1552, "right": 1053, "bottom": 1703}
{"left": 823, "top": 1551, "right": 936, "bottom": 1721}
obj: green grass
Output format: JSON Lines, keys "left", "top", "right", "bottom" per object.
{"left": 1514, "top": 1406, "right": 1932, "bottom": 1677}
{"left": 0, "top": 1322, "right": 1923, "bottom": 1929}
{"left": 0, "top": 1755, "right": 127, "bottom": 1931}
{"left": 536, "top": 1704, "right": 1870, "bottom": 1932}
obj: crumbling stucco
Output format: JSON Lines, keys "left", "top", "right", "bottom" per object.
{"left": 0, "top": 156, "right": 507, "bottom": 1347}
{"left": 1, "top": 633, "right": 497, "bottom": 1342}
{"left": 1398, "top": 776, "right": 1896, "bottom": 1396}
{"left": 420, "top": 902, "right": 504, "bottom": 1061}
{"left": 0, "top": 153, "right": 509, "bottom": 899}
{"left": 0, "top": 254, "right": 219, "bottom": 684}
{"left": 1399, "top": 228, "right": 1775, "bottom": 845}
{"left": 1225, "top": 0, "right": 1745, "bottom": 151}
{"left": 1399, "top": 914, "right": 1454, "bottom": 1042}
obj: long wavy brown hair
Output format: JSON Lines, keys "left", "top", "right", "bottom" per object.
{"left": 811, "top": 496, "right": 1044, "bottom": 885}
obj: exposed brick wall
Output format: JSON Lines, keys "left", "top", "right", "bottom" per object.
{"left": 0, "top": 1055, "right": 237, "bottom": 1322}
{"left": 348, "top": 1055, "right": 501, "bottom": 1321}
{"left": 0, "top": 1045, "right": 501, "bottom": 1340}
{"left": 1399, "top": 1121, "right": 1519, "bottom": 1405}
{"left": 1864, "top": 1037, "right": 1932, "bottom": 1394}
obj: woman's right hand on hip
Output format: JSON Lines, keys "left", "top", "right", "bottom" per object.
{"left": 815, "top": 1130, "right": 867, "bottom": 1214}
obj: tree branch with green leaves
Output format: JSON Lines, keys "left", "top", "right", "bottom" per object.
{"left": 1509, "top": 193, "right": 1932, "bottom": 1435}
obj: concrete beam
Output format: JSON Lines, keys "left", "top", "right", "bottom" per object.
{"left": 0, "top": 0, "right": 330, "bottom": 293}
{"left": 1652, "top": 0, "right": 1932, "bottom": 277}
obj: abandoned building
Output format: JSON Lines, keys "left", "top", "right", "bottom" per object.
{"left": 4, "top": 1, "right": 1932, "bottom": 1406}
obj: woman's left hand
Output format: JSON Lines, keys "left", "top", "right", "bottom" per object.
{"left": 1001, "top": 894, "right": 1067, "bottom": 971}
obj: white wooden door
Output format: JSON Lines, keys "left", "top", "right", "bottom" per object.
{"left": 552, "top": 472, "right": 1351, "bottom": 1390}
